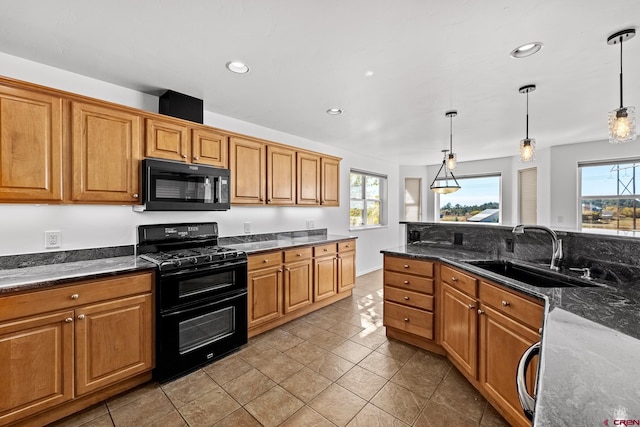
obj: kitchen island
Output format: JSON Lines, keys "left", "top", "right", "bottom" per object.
{"left": 381, "top": 243, "right": 640, "bottom": 427}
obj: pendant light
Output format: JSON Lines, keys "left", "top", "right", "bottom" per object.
{"left": 519, "top": 84, "right": 536, "bottom": 162}
{"left": 430, "top": 149, "right": 461, "bottom": 194}
{"left": 445, "top": 110, "right": 458, "bottom": 171}
{"left": 607, "top": 29, "right": 636, "bottom": 143}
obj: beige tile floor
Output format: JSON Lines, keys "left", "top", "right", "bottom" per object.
{"left": 50, "top": 270, "right": 510, "bottom": 427}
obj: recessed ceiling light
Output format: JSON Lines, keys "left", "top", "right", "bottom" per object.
{"left": 510, "top": 42, "right": 543, "bottom": 58}
{"left": 364, "top": 70, "right": 374, "bottom": 77}
{"left": 326, "top": 108, "right": 343, "bottom": 115}
{"left": 225, "top": 61, "right": 249, "bottom": 74}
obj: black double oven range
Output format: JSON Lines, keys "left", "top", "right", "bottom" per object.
{"left": 137, "top": 222, "right": 247, "bottom": 382}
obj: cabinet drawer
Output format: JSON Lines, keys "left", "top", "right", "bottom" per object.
{"left": 338, "top": 240, "right": 355, "bottom": 253}
{"left": 384, "top": 286, "right": 434, "bottom": 311}
{"left": 284, "top": 247, "right": 312, "bottom": 263}
{"left": 314, "top": 243, "right": 337, "bottom": 257}
{"left": 248, "top": 251, "right": 283, "bottom": 270}
{"left": 384, "top": 271, "right": 434, "bottom": 294}
{"left": 384, "top": 301, "right": 433, "bottom": 339}
{"left": 441, "top": 264, "right": 478, "bottom": 297}
{"left": 0, "top": 272, "right": 153, "bottom": 322}
{"left": 479, "top": 281, "right": 543, "bottom": 330}
{"left": 384, "top": 256, "right": 433, "bottom": 277}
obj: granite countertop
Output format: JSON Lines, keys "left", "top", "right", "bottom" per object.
{"left": 225, "top": 234, "right": 356, "bottom": 254}
{"left": 381, "top": 244, "right": 640, "bottom": 426}
{"left": 0, "top": 256, "right": 156, "bottom": 294}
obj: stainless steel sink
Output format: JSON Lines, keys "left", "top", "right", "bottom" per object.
{"left": 464, "top": 259, "right": 604, "bottom": 288}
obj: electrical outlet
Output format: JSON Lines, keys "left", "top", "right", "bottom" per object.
{"left": 243, "top": 222, "right": 251, "bottom": 234}
{"left": 306, "top": 219, "right": 315, "bottom": 229}
{"left": 505, "top": 237, "right": 514, "bottom": 252}
{"left": 45, "top": 230, "right": 61, "bottom": 249}
{"left": 453, "top": 233, "right": 463, "bottom": 245}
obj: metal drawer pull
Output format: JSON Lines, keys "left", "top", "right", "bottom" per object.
{"left": 263, "top": 259, "right": 269, "bottom": 263}
{"left": 477, "top": 309, "right": 485, "bottom": 315}
{"left": 193, "top": 156, "right": 199, "bottom": 160}
{"left": 404, "top": 296, "right": 410, "bottom": 300}
{"left": 403, "top": 280, "right": 409, "bottom": 284}
{"left": 71, "top": 294, "right": 79, "bottom": 300}
{"left": 324, "top": 248, "right": 328, "bottom": 251}
{"left": 77, "top": 314, "right": 85, "bottom": 320}
{"left": 297, "top": 253, "right": 302, "bottom": 257}
{"left": 64, "top": 318, "right": 73, "bottom": 323}
{"left": 517, "top": 341, "right": 540, "bottom": 421}
{"left": 468, "top": 304, "right": 475, "bottom": 309}
{"left": 404, "top": 317, "right": 410, "bottom": 322}
{"left": 502, "top": 300, "right": 510, "bottom": 307}
{"left": 451, "top": 276, "right": 458, "bottom": 281}
{"left": 403, "top": 264, "right": 409, "bottom": 268}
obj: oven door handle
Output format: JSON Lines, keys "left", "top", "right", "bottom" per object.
{"left": 517, "top": 341, "right": 540, "bottom": 421}
{"left": 162, "top": 291, "right": 247, "bottom": 317}
{"left": 160, "top": 259, "right": 247, "bottom": 277}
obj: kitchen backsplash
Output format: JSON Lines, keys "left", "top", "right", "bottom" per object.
{"left": 404, "top": 222, "right": 640, "bottom": 286}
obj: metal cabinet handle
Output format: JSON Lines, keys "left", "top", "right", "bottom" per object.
{"left": 403, "top": 280, "right": 409, "bottom": 284}
{"left": 297, "top": 253, "right": 302, "bottom": 257}
{"left": 404, "top": 317, "right": 409, "bottom": 322}
{"left": 517, "top": 341, "right": 540, "bottom": 421}
{"left": 285, "top": 267, "right": 291, "bottom": 271}
{"left": 64, "top": 317, "right": 73, "bottom": 323}
{"left": 477, "top": 309, "right": 484, "bottom": 315}
{"left": 451, "top": 276, "right": 458, "bottom": 282}
{"left": 193, "top": 156, "right": 199, "bottom": 160}
{"left": 71, "top": 294, "right": 79, "bottom": 300}
{"left": 502, "top": 300, "right": 510, "bottom": 307}
{"left": 278, "top": 269, "right": 283, "bottom": 273}
{"left": 468, "top": 304, "right": 475, "bottom": 309}
{"left": 263, "top": 259, "right": 269, "bottom": 263}
{"left": 132, "top": 193, "right": 139, "bottom": 198}
{"left": 403, "top": 264, "right": 409, "bottom": 268}
{"left": 77, "top": 314, "right": 85, "bottom": 320}
{"left": 323, "top": 248, "right": 328, "bottom": 252}
{"left": 404, "top": 296, "right": 410, "bottom": 300}
{"left": 182, "top": 154, "right": 187, "bottom": 158}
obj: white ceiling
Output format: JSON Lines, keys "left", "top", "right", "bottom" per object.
{"left": 1, "top": 1, "right": 639, "bottom": 165}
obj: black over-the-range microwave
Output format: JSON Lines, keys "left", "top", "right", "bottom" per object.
{"left": 134, "top": 158, "right": 230, "bottom": 211}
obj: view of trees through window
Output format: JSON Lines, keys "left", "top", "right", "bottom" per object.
{"left": 350, "top": 171, "right": 385, "bottom": 227}
{"left": 437, "top": 175, "right": 500, "bottom": 223}
{"left": 580, "top": 161, "right": 640, "bottom": 232}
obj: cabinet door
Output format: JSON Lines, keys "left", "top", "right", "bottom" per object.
{"left": 267, "top": 145, "right": 295, "bottom": 205}
{"left": 441, "top": 283, "right": 478, "bottom": 378}
{"left": 248, "top": 266, "right": 283, "bottom": 328}
{"left": 71, "top": 102, "right": 141, "bottom": 203}
{"left": 320, "top": 157, "right": 340, "bottom": 206}
{"left": 0, "top": 311, "right": 73, "bottom": 425}
{"left": 479, "top": 304, "right": 540, "bottom": 427}
{"left": 192, "top": 128, "right": 228, "bottom": 167}
{"left": 337, "top": 250, "right": 356, "bottom": 293}
{"left": 230, "top": 137, "right": 265, "bottom": 204}
{"left": 0, "top": 86, "right": 63, "bottom": 202}
{"left": 297, "top": 152, "right": 320, "bottom": 205}
{"left": 284, "top": 260, "right": 313, "bottom": 313}
{"left": 314, "top": 256, "right": 337, "bottom": 301}
{"left": 75, "top": 294, "right": 153, "bottom": 396}
{"left": 145, "top": 118, "right": 190, "bottom": 162}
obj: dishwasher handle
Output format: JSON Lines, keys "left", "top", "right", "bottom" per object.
{"left": 516, "top": 341, "right": 540, "bottom": 421}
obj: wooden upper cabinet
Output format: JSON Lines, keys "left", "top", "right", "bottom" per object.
{"left": 230, "top": 137, "right": 265, "bottom": 204}
{"left": 71, "top": 102, "right": 141, "bottom": 203}
{"left": 192, "top": 128, "right": 228, "bottom": 167}
{"left": 145, "top": 118, "right": 190, "bottom": 162}
{"left": 297, "top": 152, "right": 320, "bottom": 205}
{"left": 321, "top": 157, "right": 340, "bottom": 206}
{"left": 267, "top": 145, "right": 296, "bottom": 205}
{"left": 0, "top": 86, "right": 63, "bottom": 202}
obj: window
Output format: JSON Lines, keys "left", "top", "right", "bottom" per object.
{"left": 579, "top": 160, "right": 640, "bottom": 233}
{"left": 350, "top": 170, "right": 387, "bottom": 229}
{"left": 436, "top": 174, "right": 501, "bottom": 223}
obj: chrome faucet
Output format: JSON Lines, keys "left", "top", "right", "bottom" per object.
{"left": 512, "top": 224, "right": 564, "bottom": 271}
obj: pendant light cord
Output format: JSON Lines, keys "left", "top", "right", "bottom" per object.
{"left": 449, "top": 115, "right": 453, "bottom": 152}
{"left": 525, "top": 91, "right": 529, "bottom": 139}
{"left": 620, "top": 36, "right": 624, "bottom": 108}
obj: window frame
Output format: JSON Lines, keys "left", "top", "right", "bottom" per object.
{"left": 578, "top": 158, "right": 640, "bottom": 234}
{"left": 349, "top": 169, "right": 388, "bottom": 230}
{"left": 434, "top": 173, "right": 502, "bottom": 225}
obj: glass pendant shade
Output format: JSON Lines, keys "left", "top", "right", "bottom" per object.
{"left": 520, "top": 139, "right": 536, "bottom": 162}
{"left": 446, "top": 152, "right": 457, "bottom": 171}
{"left": 430, "top": 150, "right": 460, "bottom": 194}
{"left": 608, "top": 106, "right": 636, "bottom": 143}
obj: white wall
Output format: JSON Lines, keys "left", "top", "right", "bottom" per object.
{"left": 0, "top": 52, "right": 401, "bottom": 274}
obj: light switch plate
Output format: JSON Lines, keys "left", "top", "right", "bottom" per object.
{"left": 243, "top": 222, "right": 251, "bottom": 233}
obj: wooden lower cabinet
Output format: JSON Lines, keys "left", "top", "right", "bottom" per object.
{"left": 0, "top": 271, "right": 153, "bottom": 426}
{"left": 314, "top": 255, "right": 337, "bottom": 301}
{"left": 337, "top": 242, "right": 356, "bottom": 293}
{"left": 440, "top": 282, "right": 478, "bottom": 378}
{"left": 248, "top": 264, "right": 283, "bottom": 328}
{"left": 283, "top": 248, "right": 313, "bottom": 313}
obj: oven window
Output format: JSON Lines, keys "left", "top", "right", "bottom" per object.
{"left": 179, "top": 306, "right": 235, "bottom": 354}
{"left": 178, "top": 271, "right": 235, "bottom": 298}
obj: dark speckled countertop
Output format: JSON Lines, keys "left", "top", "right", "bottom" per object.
{"left": 225, "top": 234, "right": 356, "bottom": 254}
{"left": 0, "top": 256, "right": 156, "bottom": 294}
{"left": 381, "top": 244, "right": 640, "bottom": 426}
